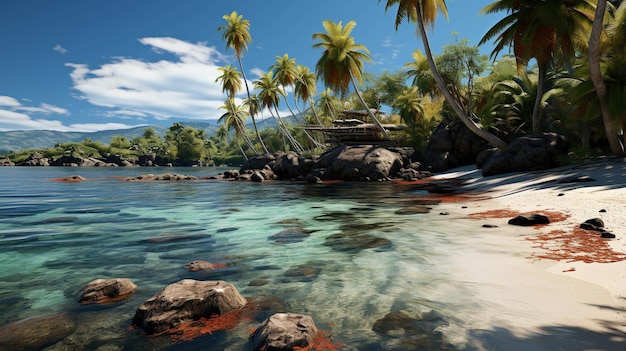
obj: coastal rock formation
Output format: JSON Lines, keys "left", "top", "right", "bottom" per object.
{"left": 78, "top": 278, "right": 137, "bottom": 304}
{"left": 131, "top": 279, "right": 247, "bottom": 335}
{"left": 0, "top": 313, "right": 76, "bottom": 351}
{"left": 481, "top": 133, "right": 569, "bottom": 176}
{"left": 0, "top": 156, "right": 15, "bottom": 166}
{"left": 240, "top": 151, "right": 314, "bottom": 181}
{"left": 124, "top": 173, "right": 198, "bottom": 181}
{"left": 16, "top": 152, "right": 49, "bottom": 166}
{"left": 419, "top": 120, "right": 492, "bottom": 172}
{"left": 251, "top": 313, "right": 319, "bottom": 351}
{"left": 310, "top": 145, "right": 404, "bottom": 181}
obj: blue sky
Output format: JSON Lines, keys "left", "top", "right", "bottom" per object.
{"left": 0, "top": 0, "right": 502, "bottom": 132}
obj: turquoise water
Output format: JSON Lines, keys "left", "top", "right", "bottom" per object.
{"left": 0, "top": 167, "right": 620, "bottom": 351}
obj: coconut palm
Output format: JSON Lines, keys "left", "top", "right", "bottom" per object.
{"left": 214, "top": 65, "right": 258, "bottom": 153}
{"left": 295, "top": 64, "right": 324, "bottom": 126}
{"left": 383, "top": 0, "right": 508, "bottom": 149}
{"left": 480, "top": 0, "right": 596, "bottom": 133}
{"left": 271, "top": 54, "right": 323, "bottom": 148}
{"left": 589, "top": 0, "right": 624, "bottom": 154}
{"left": 312, "top": 20, "right": 390, "bottom": 139}
{"left": 393, "top": 86, "right": 425, "bottom": 127}
{"left": 405, "top": 49, "right": 438, "bottom": 98}
{"left": 218, "top": 98, "right": 251, "bottom": 160}
{"left": 254, "top": 71, "right": 304, "bottom": 152}
{"left": 218, "top": 11, "right": 267, "bottom": 154}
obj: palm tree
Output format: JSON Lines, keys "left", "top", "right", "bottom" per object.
{"left": 480, "top": 0, "right": 596, "bottom": 133}
{"left": 254, "top": 71, "right": 304, "bottom": 152}
{"left": 312, "top": 20, "right": 390, "bottom": 139}
{"left": 317, "top": 88, "right": 339, "bottom": 122}
{"left": 242, "top": 93, "right": 270, "bottom": 152}
{"left": 393, "top": 86, "right": 425, "bottom": 127}
{"left": 214, "top": 65, "right": 259, "bottom": 153}
{"left": 271, "top": 54, "right": 323, "bottom": 148}
{"left": 218, "top": 11, "right": 267, "bottom": 154}
{"left": 589, "top": 0, "right": 624, "bottom": 155}
{"left": 405, "top": 49, "right": 438, "bottom": 98}
{"left": 218, "top": 98, "right": 251, "bottom": 160}
{"left": 294, "top": 64, "right": 324, "bottom": 126}
{"left": 383, "top": 0, "right": 508, "bottom": 149}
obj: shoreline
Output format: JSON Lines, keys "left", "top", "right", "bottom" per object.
{"left": 429, "top": 158, "right": 626, "bottom": 347}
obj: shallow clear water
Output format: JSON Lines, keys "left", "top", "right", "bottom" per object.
{"left": 0, "top": 167, "right": 620, "bottom": 351}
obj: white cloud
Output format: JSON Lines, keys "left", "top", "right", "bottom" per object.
{"left": 53, "top": 44, "right": 68, "bottom": 54}
{"left": 66, "top": 37, "right": 234, "bottom": 122}
{"left": 0, "top": 95, "right": 135, "bottom": 132}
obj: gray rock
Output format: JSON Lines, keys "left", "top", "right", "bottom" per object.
{"left": 0, "top": 313, "right": 75, "bottom": 351}
{"left": 78, "top": 278, "right": 137, "bottom": 304}
{"left": 482, "top": 133, "right": 568, "bottom": 176}
{"left": 131, "top": 279, "right": 246, "bottom": 335}
{"left": 251, "top": 313, "right": 318, "bottom": 351}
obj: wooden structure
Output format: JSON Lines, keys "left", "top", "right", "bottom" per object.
{"left": 304, "top": 109, "right": 407, "bottom": 146}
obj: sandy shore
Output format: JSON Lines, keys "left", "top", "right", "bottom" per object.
{"left": 428, "top": 158, "right": 626, "bottom": 349}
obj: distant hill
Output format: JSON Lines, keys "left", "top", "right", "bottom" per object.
{"left": 0, "top": 122, "right": 219, "bottom": 153}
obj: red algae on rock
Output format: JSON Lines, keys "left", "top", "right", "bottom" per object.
{"left": 51, "top": 175, "right": 87, "bottom": 183}
{"left": 527, "top": 227, "right": 626, "bottom": 263}
{"left": 292, "top": 330, "right": 346, "bottom": 351}
{"left": 168, "top": 310, "right": 248, "bottom": 341}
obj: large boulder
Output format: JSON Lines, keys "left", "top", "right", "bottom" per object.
{"left": 240, "top": 152, "right": 314, "bottom": 180}
{"left": 0, "top": 313, "right": 75, "bottom": 351}
{"left": 482, "top": 133, "right": 568, "bottom": 176}
{"left": 78, "top": 278, "right": 137, "bottom": 304}
{"left": 420, "top": 120, "right": 492, "bottom": 172}
{"left": 131, "top": 279, "right": 247, "bottom": 335}
{"left": 251, "top": 313, "right": 318, "bottom": 351}
{"left": 312, "top": 145, "right": 404, "bottom": 181}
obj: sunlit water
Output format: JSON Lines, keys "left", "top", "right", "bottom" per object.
{"left": 0, "top": 167, "right": 617, "bottom": 351}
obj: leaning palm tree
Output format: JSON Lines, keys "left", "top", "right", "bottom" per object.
{"left": 218, "top": 98, "right": 252, "bottom": 160}
{"left": 312, "top": 20, "right": 390, "bottom": 139}
{"left": 254, "top": 71, "right": 304, "bottom": 153}
{"left": 295, "top": 64, "right": 324, "bottom": 126}
{"left": 480, "top": 0, "right": 596, "bottom": 133}
{"left": 214, "top": 65, "right": 259, "bottom": 153}
{"left": 218, "top": 11, "right": 268, "bottom": 153}
{"left": 589, "top": 0, "right": 624, "bottom": 155}
{"left": 383, "top": 0, "right": 507, "bottom": 149}
{"left": 270, "top": 54, "right": 323, "bottom": 148}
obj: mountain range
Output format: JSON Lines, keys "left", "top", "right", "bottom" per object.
{"left": 0, "top": 118, "right": 286, "bottom": 153}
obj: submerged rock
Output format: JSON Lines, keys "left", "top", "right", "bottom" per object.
{"left": 131, "top": 279, "right": 246, "bottom": 335}
{"left": 78, "top": 278, "right": 137, "bottom": 304}
{"left": 0, "top": 313, "right": 76, "bottom": 351}
{"left": 251, "top": 313, "right": 318, "bottom": 351}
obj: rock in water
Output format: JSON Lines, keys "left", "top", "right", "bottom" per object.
{"left": 0, "top": 313, "right": 75, "bottom": 351}
{"left": 78, "top": 278, "right": 137, "bottom": 303}
{"left": 251, "top": 313, "right": 318, "bottom": 351}
{"left": 132, "top": 279, "right": 246, "bottom": 335}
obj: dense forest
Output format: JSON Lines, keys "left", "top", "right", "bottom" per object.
{"left": 3, "top": 0, "right": 626, "bottom": 166}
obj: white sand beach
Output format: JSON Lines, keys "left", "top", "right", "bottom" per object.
{"left": 429, "top": 158, "right": 626, "bottom": 350}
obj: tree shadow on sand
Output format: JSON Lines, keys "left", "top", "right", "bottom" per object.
{"left": 467, "top": 303, "right": 625, "bottom": 351}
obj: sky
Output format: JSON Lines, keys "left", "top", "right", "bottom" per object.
{"left": 0, "top": 0, "right": 503, "bottom": 133}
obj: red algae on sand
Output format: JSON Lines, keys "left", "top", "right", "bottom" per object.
{"left": 527, "top": 227, "right": 626, "bottom": 263}
{"left": 468, "top": 209, "right": 570, "bottom": 224}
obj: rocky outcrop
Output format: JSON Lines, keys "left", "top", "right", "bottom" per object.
{"left": 0, "top": 313, "right": 76, "bottom": 351}
{"left": 240, "top": 151, "right": 314, "bottom": 181}
{"left": 16, "top": 152, "right": 49, "bottom": 166}
{"left": 251, "top": 313, "right": 319, "bottom": 351}
{"left": 481, "top": 133, "right": 569, "bottom": 176}
{"left": 0, "top": 156, "right": 14, "bottom": 166}
{"left": 308, "top": 145, "right": 405, "bottom": 181}
{"left": 419, "top": 120, "right": 492, "bottom": 172}
{"left": 78, "top": 278, "right": 137, "bottom": 304}
{"left": 131, "top": 279, "right": 247, "bottom": 335}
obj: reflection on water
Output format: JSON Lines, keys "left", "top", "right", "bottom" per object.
{"left": 0, "top": 167, "right": 621, "bottom": 351}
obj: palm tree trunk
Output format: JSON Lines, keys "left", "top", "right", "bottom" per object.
{"left": 282, "top": 86, "right": 323, "bottom": 149}
{"left": 531, "top": 63, "right": 546, "bottom": 134}
{"left": 415, "top": 6, "right": 508, "bottom": 150}
{"left": 349, "top": 70, "right": 390, "bottom": 140}
{"left": 308, "top": 97, "right": 324, "bottom": 126}
{"left": 589, "top": 0, "right": 625, "bottom": 155}
{"left": 273, "top": 107, "right": 304, "bottom": 153}
{"left": 237, "top": 57, "right": 268, "bottom": 154}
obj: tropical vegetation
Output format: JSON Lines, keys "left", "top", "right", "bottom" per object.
{"left": 4, "top": 1, "right": 626, "bottom": 164}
